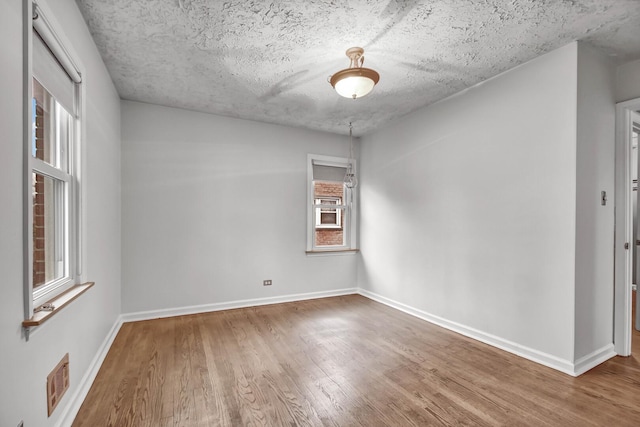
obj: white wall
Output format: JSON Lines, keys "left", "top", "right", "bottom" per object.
{"left": 574, "top": 43, "right": 616, "bottom": 361}
{"left": 0, "top": 1, "right": 121, "bottom": 426}
{"left": 358, "top": 44, "right": 580, "bottom": 364}
{"left": 121, "top": 101, "right": 357, "bottom": 313}
{"left": 616, "top": 59, "right": 640, "bottom": 102}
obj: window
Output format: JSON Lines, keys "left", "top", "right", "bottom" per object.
{"left": 315, "top": 197, "right": 342, "bottom": 229}
{"left": 26, "top": 2, "right": 83, "bottom": 314}
{"left": 307, "top": 155, "right": 357, "bottom": 252}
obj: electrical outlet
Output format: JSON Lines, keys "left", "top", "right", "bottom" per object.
{"left": 263, "top": 279, "right": 272, "bottom": 286}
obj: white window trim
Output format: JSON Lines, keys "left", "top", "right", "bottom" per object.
{"left": 23, "top": 0, "right": 86, "bottom": 325}
{"left": 306, "top": 154, "right": 358, "bottom": 252}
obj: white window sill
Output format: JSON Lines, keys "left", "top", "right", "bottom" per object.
{"left": 305, "top": 249, "right": 359, "bottom": 257}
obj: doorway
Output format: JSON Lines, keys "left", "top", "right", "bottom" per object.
{"left": 633, "top": 122, "right": 640, "bottom": 332}
{"left": 614, "top": 99, "right": 640, "bottom": 356}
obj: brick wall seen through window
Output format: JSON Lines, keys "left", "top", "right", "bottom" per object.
{"left": 314, "top": 181, "right": 344, "bottom": 246}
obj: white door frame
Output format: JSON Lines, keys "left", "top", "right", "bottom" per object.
{"left": 614, "top": 98, "right": 640, "bottom": 356}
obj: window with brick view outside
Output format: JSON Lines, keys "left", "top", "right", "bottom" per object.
{"left": 33, "top": 97, "right": 47, "bottom": 287}
{"left": 32, "top": 81, "right": 58, "bottom": 289}
{"left": 314, "top": 181, "right": 344, "bottom": 246}
{"left": 29, "top": 20, "right": 81, "bottom": 310}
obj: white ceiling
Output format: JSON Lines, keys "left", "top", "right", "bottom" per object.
{"left": 76, "top": 0, "right": 640, "bottom": 136}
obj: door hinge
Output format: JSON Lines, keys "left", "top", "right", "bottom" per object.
{"left": 625, "top": 242, "right": 630, "bottom": 250}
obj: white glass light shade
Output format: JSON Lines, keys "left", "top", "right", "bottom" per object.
{"left": 331, "top": 68, "right": 380, "bottom": 99}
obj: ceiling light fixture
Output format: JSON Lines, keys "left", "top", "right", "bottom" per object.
{"left": 329, "top": 47, "right": 380, "bottom": 100}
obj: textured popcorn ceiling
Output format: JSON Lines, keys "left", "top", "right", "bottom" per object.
{"left": 76, "top": 0, "right": 640, "bottom": 136}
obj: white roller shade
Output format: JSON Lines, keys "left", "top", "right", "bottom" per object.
{"left": 33, "top": 30, "right": 76, "bottom": 114}
{"left": 33, "top": 3, "right": 81, "bottom": 83}
{"left": 312, "top": 164, "right": 347, "bottom": 182}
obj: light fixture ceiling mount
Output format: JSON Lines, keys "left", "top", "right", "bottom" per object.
{"left": 329, "top": 47, "right": 380, "bottom": 100}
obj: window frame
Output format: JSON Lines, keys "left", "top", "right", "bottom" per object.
{"left": 306, "top": 154, "right": 357, "bottom": 253}
{"left": 23, "top": 0, "right": 85, "bottom": 320}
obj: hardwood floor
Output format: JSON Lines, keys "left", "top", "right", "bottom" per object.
{"left": 73, "top": 294, "right": 640, "bottom": 426}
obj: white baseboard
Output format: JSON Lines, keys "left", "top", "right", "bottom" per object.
{"left": 357, "top": 288, "right": 590, "bottom": 376}
{"left": 121, "top": 288, "right": 358, "bottom": 323}
{"left": 56, "top": 316, "right": 124, "bottom": 427}
{"left": 573, "top": 344, "right": 617, "bottom": 376}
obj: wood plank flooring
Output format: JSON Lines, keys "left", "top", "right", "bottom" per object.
{"left": 73, "top": 294, "right": 640, "bottom": 426}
